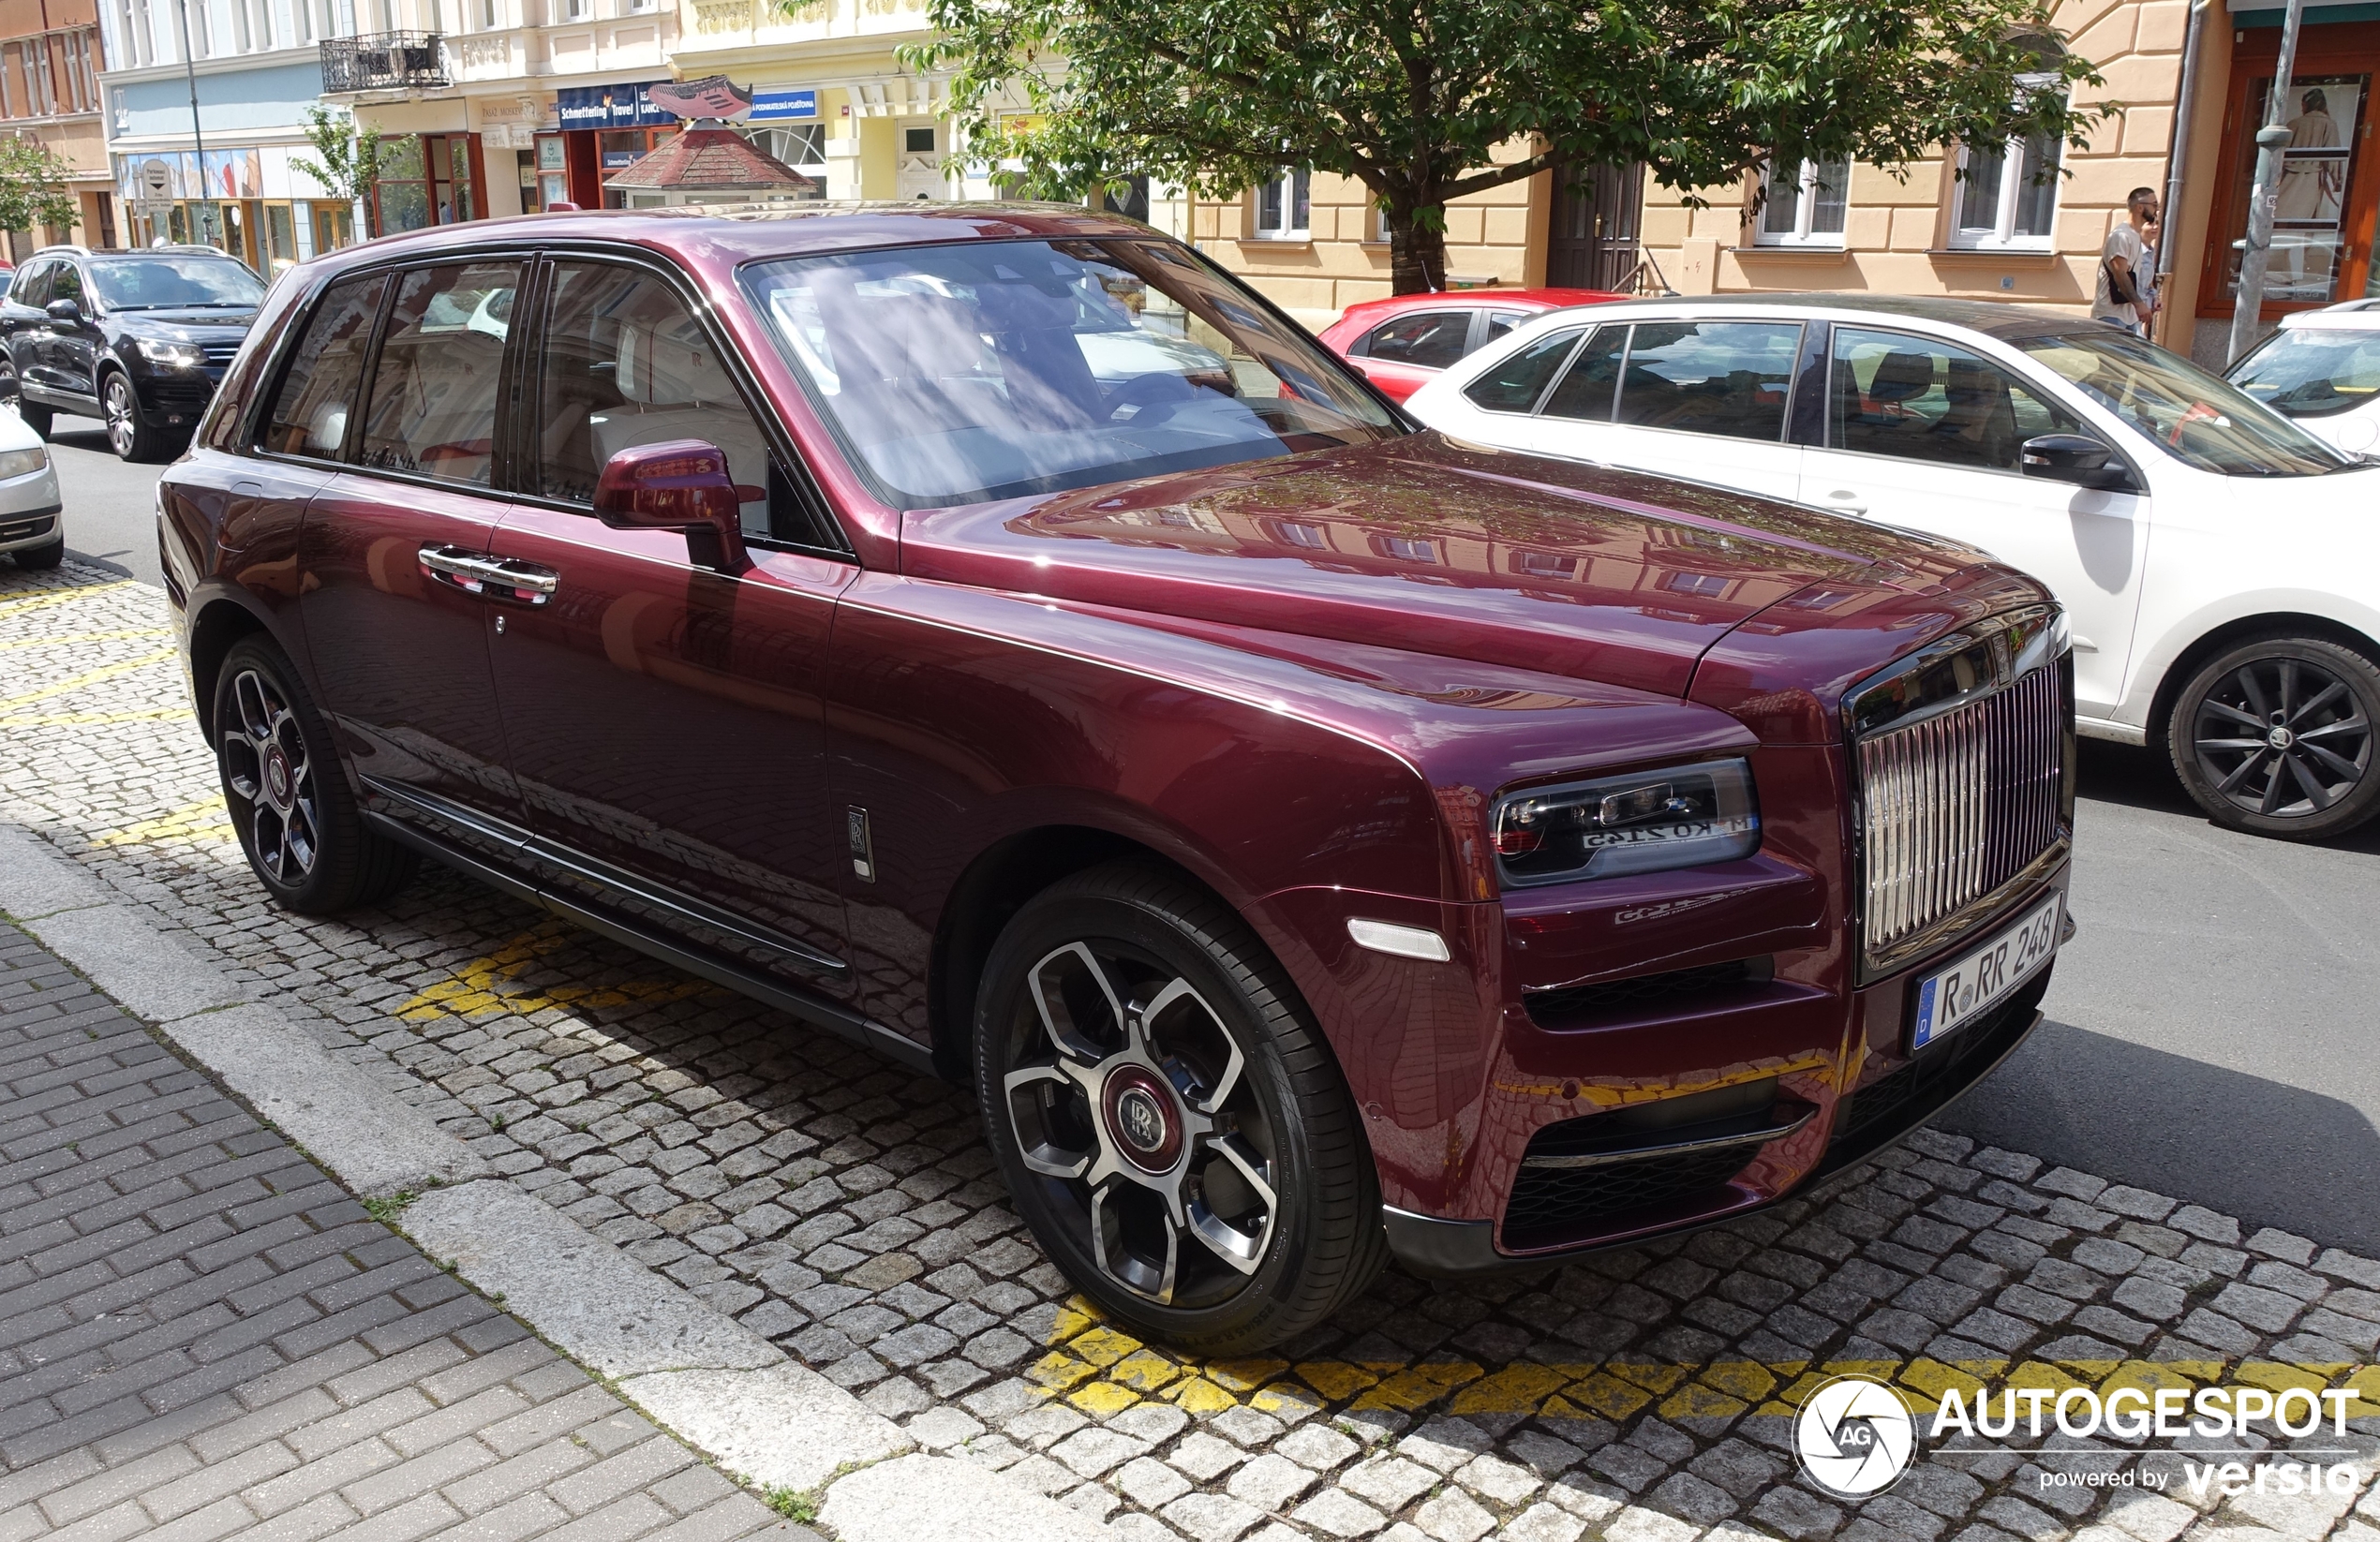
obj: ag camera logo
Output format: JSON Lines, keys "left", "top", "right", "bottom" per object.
{"left": 1795, "top": 1375, "right": 1917, "bottom": 1498}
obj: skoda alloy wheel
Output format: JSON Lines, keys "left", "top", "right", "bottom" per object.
{"left": 213, "top": 636, "right": 418, "bottom": 912}
{"left": 976, "top": 863, "right": 1384, "bottom": 1353}
{"left": 2171, "top": 635, "right": 2380, "bottom": 840}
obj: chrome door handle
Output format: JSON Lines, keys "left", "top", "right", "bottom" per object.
{"left": 1819, "top": 490, "right": 1868, "bottom": 516}
{"left": 418, "top": 545, "right": 558, "bottom": 605}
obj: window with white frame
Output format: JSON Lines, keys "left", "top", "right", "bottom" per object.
{"left": 1254, "top": 167, "right": 1310, "bottom": 240}
{"left": 1950, "top": 115, "right": 2062, "bottom": 249}
{"left": 475, "top": 0, "right": 498, "bottom": 26}
{"left": 1754, "top": 156, "right": 1850, "bottom": 245}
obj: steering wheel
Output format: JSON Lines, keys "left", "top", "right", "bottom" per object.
{"left": 1104, "top": 372, "right": 1197, "bottom": 423}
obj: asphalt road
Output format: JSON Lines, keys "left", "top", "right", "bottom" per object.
{"left": 16, "top": 444, "right": 2380, "bottom": 1250}
{"left": 46, "top": 412, "right": 168, "bottom": 588}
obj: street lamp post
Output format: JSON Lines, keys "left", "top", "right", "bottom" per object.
{"left": 2227, "top": 0, "right": 2308, "bottom": 365}
{"left": 173, "top": 0, "right": 216, "bottom": 248}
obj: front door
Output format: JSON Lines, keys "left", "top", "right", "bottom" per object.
{"left": 485, "top": 256, "right": 857, "bottom": 985}
{"left": 1515, "top": 319, "right": 1809, "bottom": 499}
{"left": 1546, "top": 161, "right": 1644, "bottom": 291}
{"left": 1797, "top": 324, "right": 2149, "bottom": 713}
{"left": 47, "top": 261, "right": 98, "bottom": 401}
{"left": 293, "top": 259, "right": 533, "bottom": 853}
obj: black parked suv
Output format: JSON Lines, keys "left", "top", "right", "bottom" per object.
{"left": 2, "top": 245, "right": 264, "bottom": 462}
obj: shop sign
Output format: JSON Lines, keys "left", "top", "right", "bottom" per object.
{"left": 750, "top": 88, "right": 817, "bottom": 121}
{"left": 650, "top": 75, "right": 753, "bottom": 120}
{"left": 555, "top": 81, "right": 675, "bottom": 130}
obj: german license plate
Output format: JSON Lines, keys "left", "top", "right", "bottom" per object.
{"left": 1910, "top": 893, "right": 2062, "bottom": 1051}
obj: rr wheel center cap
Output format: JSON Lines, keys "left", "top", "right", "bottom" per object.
{"left": 2268, "top": 726, "right": 2296, "bottom": 750}
{"left": 1101, "top": 1066, "right": 1183, "bottom": 1173}
{"left": 262, "top": 747, "right": 296, "bottom": 811}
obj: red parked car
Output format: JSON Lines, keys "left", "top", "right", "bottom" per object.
{"left": 162, "top": 206, "right": 2073, "bottom": 1354}
{"left": 1319, "top": 288, "right": 1627, "bottom": 402}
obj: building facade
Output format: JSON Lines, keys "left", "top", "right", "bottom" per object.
{"left": 0, "top": 0, "right": 113, "bottom": 256}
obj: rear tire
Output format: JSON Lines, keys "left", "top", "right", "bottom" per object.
{"left": 11, "top": 533, "right": 62, "bottom": 569}
{"left": 214, "top": 635, "right": 418, "bottom": 913}
{"left": 17, "top": 401, "right": 52, "bottom": 439}
{"left": 974, "top": 861, "right": 1385, "bottom": 1356}
{"left": 2168, "top": 634, "right": 2380, "bottom": 840}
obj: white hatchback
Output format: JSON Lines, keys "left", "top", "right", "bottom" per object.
{"left": 1407, "top": 294, "right": 2380, "bottom": 840}
{"left": 2226, "top": 298, "right": 2380, "bottom": 456}
{"left": 0, "top": 401, "right": 61, "bottom": 570}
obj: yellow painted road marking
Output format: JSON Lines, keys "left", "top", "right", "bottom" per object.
{"left": 0, "top": 627, "right": 174, "bottom": 652}
{"left": 0, "top": 581, "right": 136, "bottom": 619}
{"left": 94, "top": 794, "right": 231, "bottom": 848}
{"left": 397, "top": 923, "right": 718, "bottom": 1021}
{"left": 0, "top": 707, "right": 189, "bottom": 728}
{"left": 0, "top": 646, "right": 178, "bottom": 712}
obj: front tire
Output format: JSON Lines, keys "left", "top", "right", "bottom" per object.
{"left": 2169, "top": 634, "right": 2380, "bottom": 840}
{"left": 103, "top": 372, "right": 171, "bottom": 463}
{"left": 974, "top": 862, "right": 1385, "bottom": 1355}
{"left": 11, "top": 533, "right": 62, "bottom": 569}
{"left": 214, "top": 635, "right": 417, "bottom": 912}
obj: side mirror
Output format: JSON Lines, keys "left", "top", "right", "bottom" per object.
{"left": 592, "top": 438, "right": 751, "bottom": 572}
{"left": 44, "top": 299, "right": 82, "bottom": 329}
{"left": 2020, "top": 433, "right": 2135, "bottom": 492}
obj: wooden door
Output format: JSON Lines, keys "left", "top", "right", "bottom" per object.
{"left": 1545, "top": 161, "right": 1644, "bottom": 291}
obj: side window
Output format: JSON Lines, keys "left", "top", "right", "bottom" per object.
{"left": 1464, "top": 327, "right": 1583, "bottom": 413}
{"left": 12, "top": 261, "right": 52, "bottom": 306}
{"left": 260, "top": 273, "right": 388, "bottom": 460}
{"left": 1362, "top": 310, "right": 1473, "bottom": 370}
{"left": 355, "top": 261, "right": 521, "bottom": 487}
{"left": 1540, "top": 325, "right": 1630, "bottom": 422}
{"left": 1613, "top": 321, "right": 1802, "bottom": 441}
{"left": 1829, "top": 326, "right": 2083, "bottom": 472}
{"left": 50, "top": 264, "right": 83, "bottom": 305}
{"left": 1483, "top": 311, "right": 1526, "bottom": 345}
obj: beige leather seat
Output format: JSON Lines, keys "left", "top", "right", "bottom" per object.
{"left": 588, "top": 313, "right": 772, "bottom": 506}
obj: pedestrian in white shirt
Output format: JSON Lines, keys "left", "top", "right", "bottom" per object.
{"left": 2094, "top": 186, "right": 2159, "bottom": 336}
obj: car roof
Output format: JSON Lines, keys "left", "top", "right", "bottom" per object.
{"left": 297, "top": 201, "right": 1159, "bottom": 273}
{"left": 1338, "top": 288, "right": 1622, "bottom": 319}
{"left": 1542, "top": 290, "right": 2113, "bottom": 341}
{"left": 2277, "top": 300, "right": 2380, "bottom": 332}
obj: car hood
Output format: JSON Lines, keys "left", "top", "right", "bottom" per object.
{"left": 113, "top": 309, "right": 258, "bottom": 338}
{"left": 900, "top": 433, "right": 2047, "bottom": 729}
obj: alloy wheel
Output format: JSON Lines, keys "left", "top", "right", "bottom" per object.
{"left": 2190, "top": 654, "right": 2372, "bottom": 819}
{"left": 1001, "top": 939, "right": 1278, "bottom": 1308}
{"left": 104, "top": 377, "right": 137, "bottom": 457}
{"left": 220, "top": 666, "right": 321, "bottom": 884}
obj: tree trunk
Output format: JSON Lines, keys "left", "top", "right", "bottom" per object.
{"left": 1387, "top": 214, "right": 1449, "bottom": 295}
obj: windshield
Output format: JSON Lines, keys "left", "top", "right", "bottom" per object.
{"left": 2015, "top": 328, "right": 2356, "bottom": 476}
{"left": 85, "top": 256, "right": 264, "bottom": 312}
{"left": 2228, "top": 326, "right": 2380, "bottom": 419}
{"left": 740, "top": 237, "right": 1399, "bottom": 507}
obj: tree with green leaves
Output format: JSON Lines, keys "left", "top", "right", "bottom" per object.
{"left": 290, "top": 107, "right": 414, "bottom": 240}
{"left": 906, "top": 0, "right": 2108, "bottom": 294}
{"left": 0, "top": 137, "right": 84, "bottom": 242}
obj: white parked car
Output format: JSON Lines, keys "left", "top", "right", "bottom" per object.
{"left": 0, "top": 402, "right": 61, "bottom": 570}
{"left": 2226, "top": 297, "right": 2380, "bottom": 455}
{"left": 1407, "top": 294, "right": 2380, "bottom": 840}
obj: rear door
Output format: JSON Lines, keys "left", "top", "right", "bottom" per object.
{"left": 1794, "top": 324, "right": 2149, "bottom": 714}
{"left": 483, "top": 255, "right": 859, "bottom": 987}
{"left": 3, "top": 261, "right": 53, "bottom": 395}
{"left": 1509, "top": 318, "right": 1809, "bottom": 499}
{"left": 292, "top": 259, "right": 535, "bottom": 855}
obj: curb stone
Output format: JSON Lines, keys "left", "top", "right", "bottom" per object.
{"left": 0, "top": 816, "right": 1121, "bottom": 1537}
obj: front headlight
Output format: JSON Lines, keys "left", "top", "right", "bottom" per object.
{"left": 0, "top": 446, "right": 47, "bottom": 479}
{"left": 1492, "top": 758, "right": 1762, "bottom": 885}
{"left": 136, "top": 338, "right": 205, "bottom": 369}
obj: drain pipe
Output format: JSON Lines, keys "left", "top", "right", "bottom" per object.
{"left": 2155, "top": 0, "right": 2213, "bottom": 348}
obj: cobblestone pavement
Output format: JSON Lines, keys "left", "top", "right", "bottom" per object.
{"left": 0, "top": 914, "right": 808, "bottom": 1541}
{"left": 4, "top": 563, "right": 2378, "bottom": 1542}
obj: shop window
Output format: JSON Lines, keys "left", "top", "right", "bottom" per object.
{"left": 904, "top": 126, "right": 934, "bottom": 154}
{"left": 762, "top": 124, "right": 825, "bottom": 168}
{"left": 2220, "top": 72, "right": 2370, "bottom": 307}
{"left": 376, "top": 133, "right": 477, "bottom": 233}
{"left": 1754, "top": 157, "right": 1849, "bottom": 246}
{"left": 313, "top": 202, "right": 356, "bottom": 252}
{"left": 532, "top": 133, "right": 567, "bottom": 210}
{"left": 1254, "top": 168, "right": 1309, "bottom": 241}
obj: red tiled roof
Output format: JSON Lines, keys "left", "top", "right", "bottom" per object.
{"left": 603, "top": 126, "right": 820, "bottom": 192}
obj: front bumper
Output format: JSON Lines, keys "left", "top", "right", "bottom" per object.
{"left": 0, "top": 502, "right": 60, "bottom": 553}
{"left": 1375, "top": 846, "right": 2071, "bottom": 1279}
{"left": 133, "top": 364, "right": 226, "bottom": 429}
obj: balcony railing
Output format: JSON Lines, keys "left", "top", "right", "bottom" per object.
{"left": 320, "top": 32, "right": 449, "bottom": 93}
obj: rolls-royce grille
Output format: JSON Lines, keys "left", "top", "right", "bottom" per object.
{"left": 1857, "top": 662, "right": 2064, "bottom": 962}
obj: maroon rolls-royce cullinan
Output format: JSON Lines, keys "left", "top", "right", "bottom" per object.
{"left": 160, "top": 205, "right": 2074, "bottom": 1354}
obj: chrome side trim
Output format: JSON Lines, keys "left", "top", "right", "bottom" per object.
{"left": 362, "top": 776, "right": 848, "bottom": 979}
{"left": 1518, "top": 1105, "right": 1816, "bottom": 1171}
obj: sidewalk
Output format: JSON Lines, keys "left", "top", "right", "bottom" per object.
{"left": 0, "top": 917, "right": 809, "bottom": 1542}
